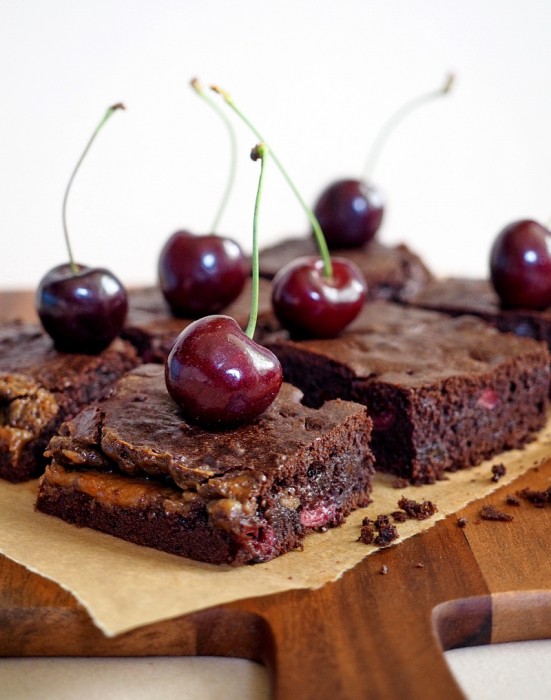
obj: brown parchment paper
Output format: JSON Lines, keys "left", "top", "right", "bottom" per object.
{"left": 2, "top": 419, "right": 551, "bottom": 638}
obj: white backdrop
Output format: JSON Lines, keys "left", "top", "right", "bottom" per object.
{"left": 2, "top": 0, "right": 551, "bottom": 289}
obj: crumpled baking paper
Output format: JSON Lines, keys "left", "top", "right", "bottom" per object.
{"left": 2, "top": 417, "right": 550, "bottom": 638}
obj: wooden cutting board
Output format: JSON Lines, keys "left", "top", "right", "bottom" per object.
{"left": 2, "top": 291, "right": 551, "bottom": 700}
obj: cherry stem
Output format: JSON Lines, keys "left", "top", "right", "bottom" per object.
{"left": 362, "top": 73, "right": 454, "bottom": 183}
{"left": 245, "top": 143, "right": 269, "bottom": 339}
{"left": 211, "top": 85, "right": 333, "bottom": 279}
{"left": 62, "top": 103, "right": 125, "bottom": 274}
{"left": 191, "top": 78, "right": 237, "bottom": 234}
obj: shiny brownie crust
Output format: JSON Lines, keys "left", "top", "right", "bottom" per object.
{"left": 37, "top": 365, "right": 374, "bottom": 566}
{"left": 264, "top": 301, "right": 550, "bottom": 484}
{"left": 0, "top": 322, "right": 138, "bottom": 482}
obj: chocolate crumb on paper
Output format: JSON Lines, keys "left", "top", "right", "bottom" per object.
{"left": 457, "top": 517, "right": 468, "bottom": 528}
{"left": 491, "top": 463, "right": 507, "bottom": 482}
{"left": 358, "top": 515, "right": 399, "bottom": 547}
{"left": 505, "top": 494, "right": 521, "bottom": 506}
{"left": 397, "top": 496, "right": 438, "bottom": 520}
{"left": 391, "top": 510, "right": 408, "bottom": 523}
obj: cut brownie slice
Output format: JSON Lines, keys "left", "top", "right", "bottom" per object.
{"left": 122, "top": 278, "right": 275, "bottom": 363}
{"left": 0, "top": 322, "right": 138, "bottom": 482}
{"left": 258, "top": 237, "right": 433, "bottom": 301}
{"left": 409, "top": 277, "right": 551, "bottom": 348}
{"left": 36, "top": 365, "right": 374, "bottom": 566}
{"left": 263, "top": 301, "right": 550, "bottom": 484}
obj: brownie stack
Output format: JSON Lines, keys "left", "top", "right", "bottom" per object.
{"left": 0, "top": 322, "right": 138, "bottom": 482}
{"left": 36, "top": 366, "right": 375, "bottom": 565}
{"left": 4, "top": 238, "right": 551, "bottom": 566}
{"left": 263, "top": 301, "right": 550, "bottom": 484}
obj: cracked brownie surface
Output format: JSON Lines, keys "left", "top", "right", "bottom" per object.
{"left": 0, "top": 322, "right": 138, "bottom": 482}
{"left": 264, "top": 301, "right": 550, "bottom": 483}
{"left": 37, "top": 365, "right": 375, "bottom": 565}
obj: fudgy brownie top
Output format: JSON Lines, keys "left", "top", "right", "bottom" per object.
{"left": 0, "top": 322, "right": 136, "bottom": 391}
{"left": 410, "top": 278, "right": 510, "bottom": 314}
{"left": 265, "top": 301, "right": 550, "bottom": 387}
{"left": 47, "top": 364, "right": 371, "bottom": 492}
{"left": 258, "top": 237, "right": 433, "bottom": 300}
{"left": 125, "top": 278, "right": 274, "bottom": 337}
{"left": 411, "top": 277, "right": 551, "bottom": 323}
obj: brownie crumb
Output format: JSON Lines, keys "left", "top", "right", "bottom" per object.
{"left": 391, "top": 510, "right": 408, "bottom": 523}
{"left": 415, "top": 562, "right": 425, "bottom": 568}
{"left": 457, "top": 517, "right": 468, "bottom": 528}
{"left": 397, "top": 496, "right": 438, "bottom": 520}
{"left": 480, "top": 505, "right": 514, "bottom": 522}
{"left": 358, "top": 521, "right": 375, "bottom": 545}
{"left": 392, "top": 477, "right": 410, "bottom": 489}
{"left": 491, "top": 463, "right": 506, "bottom": 482}
{"left": 505, "top": 494, "right": 521, "bottom": 507}
{"left": 374, "top": 514, "right": 391, "bottom": 528}
{"left": 518, "top": 487, "right": 551, "bottom": 508}
{"left": 379, "top": 565, "right": 389, "bottom": 575}
{"left": 359, "top": 514, "right": 399, "bottom": 547}
{"left": 374, "top": 523, "right": 399, "bottom": 547}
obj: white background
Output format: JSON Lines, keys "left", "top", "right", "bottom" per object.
{"left": 2, "top": 0, "right": 551, "bottom": 290}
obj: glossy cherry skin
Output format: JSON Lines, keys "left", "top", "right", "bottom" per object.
{"left": 165, "top": 315, "right": 283, "bottom": 428}
{"left": 313, "top": 179, "right": 384, "bottom": 249}
{"left": 271, "top": 256, "right": 367, "bottom": 338}
{"left": 490, "top": 220, "right": 551, "bottom": 310}
{"left": 36, "top": 263, "right": 128, "bottom": 353}
{"left": 158, "top": 231, "right": 248, "bottom": 318}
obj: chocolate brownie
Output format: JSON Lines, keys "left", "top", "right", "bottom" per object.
{"left": 408, "top": 277, "right": 551, "bottom": 348}
{"left": 122, "top": 279, "right": 275, "bottom": 363}
{"left": 0, "top": 322, "right": 138, "bottom": 483}
{"left": 36, "top": 365, "right": 375, "bottom": 566}
{"left": 258, "top": 237, "right": 433, "bottom": 301}
{"left": 263, "top": 301, "right": 549, "bottom": 484}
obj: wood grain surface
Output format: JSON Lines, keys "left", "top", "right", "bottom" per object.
{"left": 2, "top": 291, "right": 551, "bottom": 700}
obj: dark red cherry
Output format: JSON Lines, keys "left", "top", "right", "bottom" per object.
{"left": 36, "top": 263, "right": 128, "bottom": 353}
{"left": 490, "top": 220, "right": 551, "bottom": 310}
{"left": 158, "top": 231, "right": 248, "bottom": 318}
{"left": 313, "top": 179, "right": 384, "bottom": 249}
{"left": 165, "top": 315, "right": 282, "bottom": 428}
{"left": 271, "top": 256, "right": 367, "bottom": 338}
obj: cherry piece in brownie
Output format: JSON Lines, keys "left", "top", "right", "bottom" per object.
{"left": 258, "top": 237, "right": 433, "bottom": 301}
{"left": 0, "top": 322, "right": 138, "bottom": 482}
{"left": 36, "top": 365, "right": 374, "bottom": 566}
{"left": 264, "top": 301, "right": 549, "bottom": 484}
{"left": 121, "top": 278, "right": 275, "bottom": 363}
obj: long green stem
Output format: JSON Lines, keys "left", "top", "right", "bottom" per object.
{"left": 362, "top": 73, "right": 454, "bottom": 183}
{"left": 245, "top": 143, "right": 269, "bottom": 339}
{"left": 191, "top": 79, "right": 237, "bottom": 234}
{"left": 62, "top": 103, "right": 125, "bottom": 274}
{"left": 211, "top": 85, "right": 333, "bottom": 279}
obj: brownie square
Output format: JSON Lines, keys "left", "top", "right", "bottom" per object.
{"left": 263, "top": 301, "right": 550, "bottom": 484}
{"left": 36, "top": 365, "right": 375, "bottom": 566}
{"left": 258, "top": 237, "right": 433, "bottom": 301}
{"left": 122, "top": 278, "right": 275, "bottom": 363}
{"left": 0, "top": 322, "right": 138, "bottom": 482}
{"left": 409, "top": 277, "right": 551, "bottom": 349}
